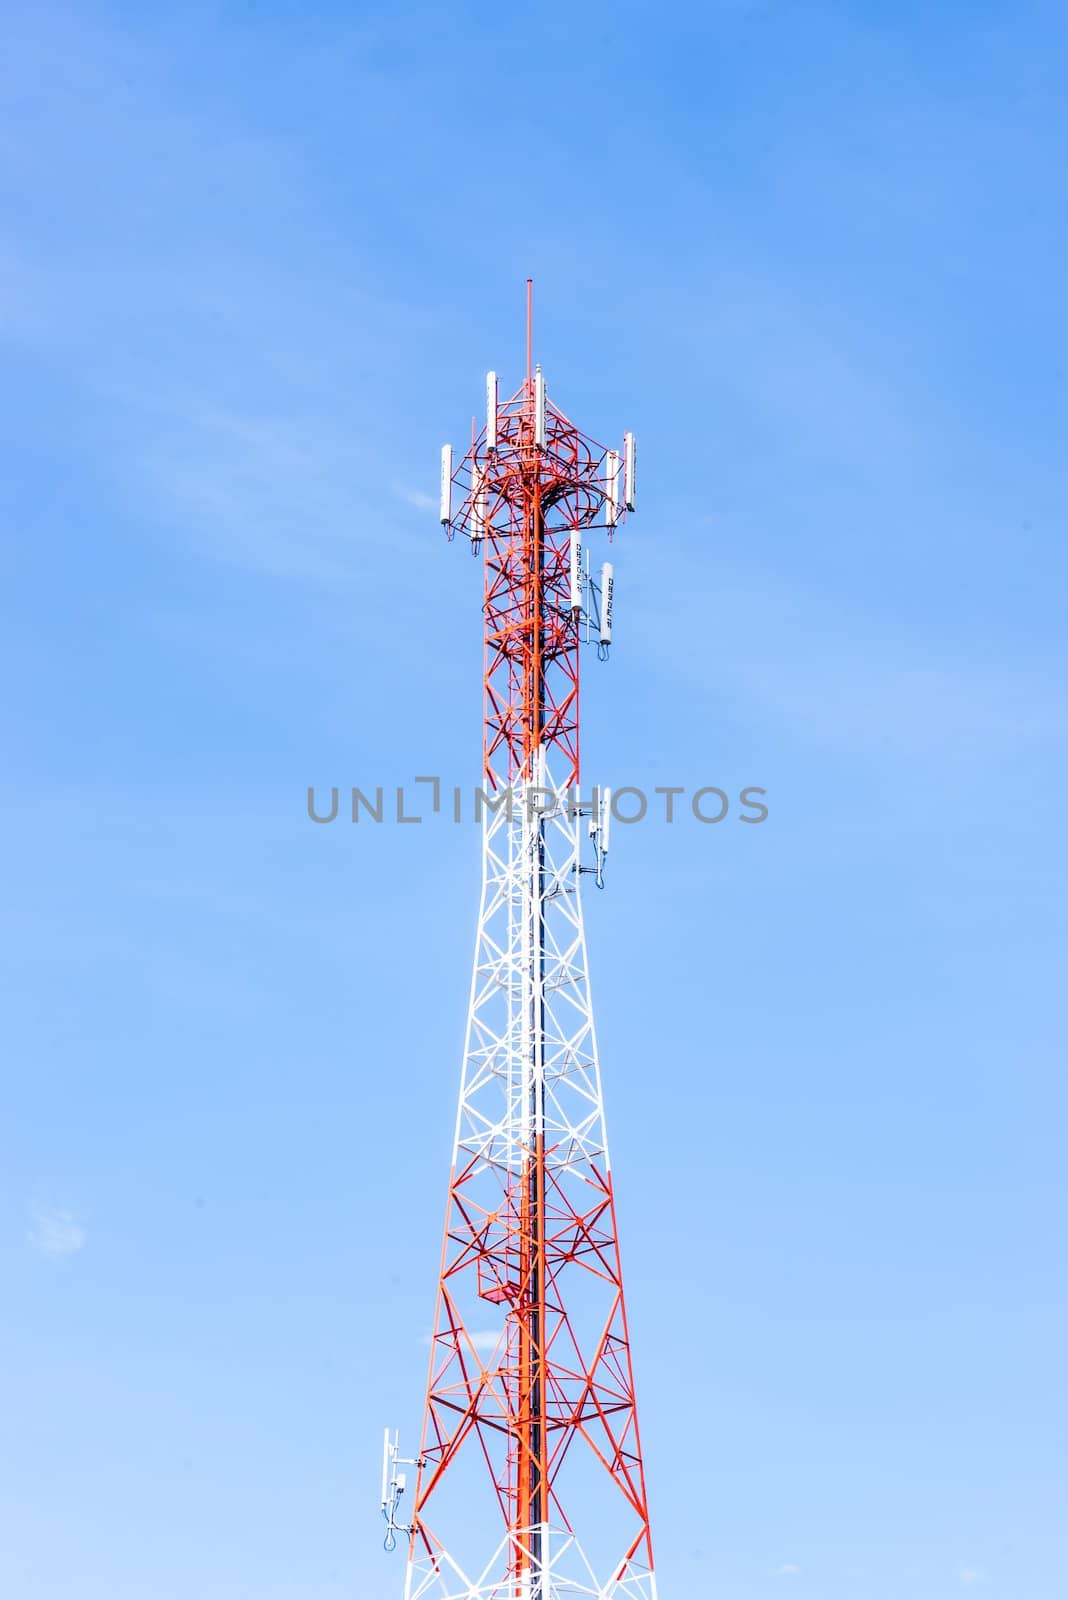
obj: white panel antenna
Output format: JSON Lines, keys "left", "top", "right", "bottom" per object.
{"left": 623, "top": 431, "right": 636, "bottom": 511}
{"left": 605, "top": 450, "right": 620, "bottom": 526}
{"left": 439, "top": 445, "right": 453, "bottom": 524}
{"left": 486, "top": 371, "right": 498, "bottom": 451}
{"left": 534, "top": 367, "right": 546, "bottom": 448}
{"left": 569, "top": 529, "right": 583, "bottom": 611}
{"left": 600, "top": 561, "right": 614, "bottom": 645}
{"left": 471, "top": 463, "right": 487, "bottom": 540}
{"left": 599, "top": 786, "right": 612, "bottom": 854}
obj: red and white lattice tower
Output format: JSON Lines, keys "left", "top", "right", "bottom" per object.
{"left": 382, "top": 285, "right": 656, "bottom": 1600}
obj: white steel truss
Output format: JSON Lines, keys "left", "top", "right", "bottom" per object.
{"left": 406, "top": 750, "right": 657, "bottom": 1600}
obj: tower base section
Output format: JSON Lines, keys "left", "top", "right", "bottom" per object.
{"left": 406, "top": 1526, "right": 658, "bottom": 1600}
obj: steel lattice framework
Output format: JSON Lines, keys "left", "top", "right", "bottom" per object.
{"left": 389, "top": 288, "right": 655, "bottom": 1600}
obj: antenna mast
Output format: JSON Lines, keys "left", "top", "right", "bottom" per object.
{"left": 389, "top": 284, "right": 653, "bottom": 1600}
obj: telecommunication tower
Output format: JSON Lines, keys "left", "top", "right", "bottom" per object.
{"left": 382, "top": 284, "right": 656, "bottom": 1600}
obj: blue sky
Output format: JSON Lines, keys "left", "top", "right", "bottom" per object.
{"left": 2, "top": 2, "right": 1066, "bottom": 1597}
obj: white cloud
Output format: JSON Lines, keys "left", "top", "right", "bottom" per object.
{"left": 28, "top": 1204, "right": 87, "bottom": 1259}
{"left": 394, "top": 484, "right": 438, "bottom": 513}
{"left": 960, "top": 1566, "right": 985, "bottom": 1587}
{"left": 422, "top": 1327, "right": 503, "bottom": 1356}
{"left": 775, "top": 1564, "right": 801, "bottom": 1578}
{"left": 646, "top": 573, "right": 1068, "bottom": 772}
{"left": 468, "top": 1328, "right": 503, "bottom": 1354}
{"left": 135, "top": 397, "right": 370, "bottom": 582}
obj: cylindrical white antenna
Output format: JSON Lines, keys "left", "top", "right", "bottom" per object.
{"left": 600, "top": 561, "right": 614, "bottom": 644}
{"left": 534, "top": 367, "right": 546, "bottom": 449}
{"left": 439, "top": 445, "right": 453, "bottom": 524}
{"left": 569, "top": 529, "right": 583, "bottom": 611}
{"left": 381, "top": 1428, "right": 390, "bottom": 1506}
{"left": 623, "top": 431, "right": 636, "bottom": 511}
{"left": 486, "top": 371, "right": 498, "bottom": 451}
{"left": 605, "top": 450, "right": 620, "bottom": 526}
{"left": 600, "top": 786, "right": 612, "bottom": 853}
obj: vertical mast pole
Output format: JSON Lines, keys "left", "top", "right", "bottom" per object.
{"left": 526, "top": 277, "right": 533, "bottom": 391}
{"left": 517, "top": 277, "right": 548, "bottom": 1595}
